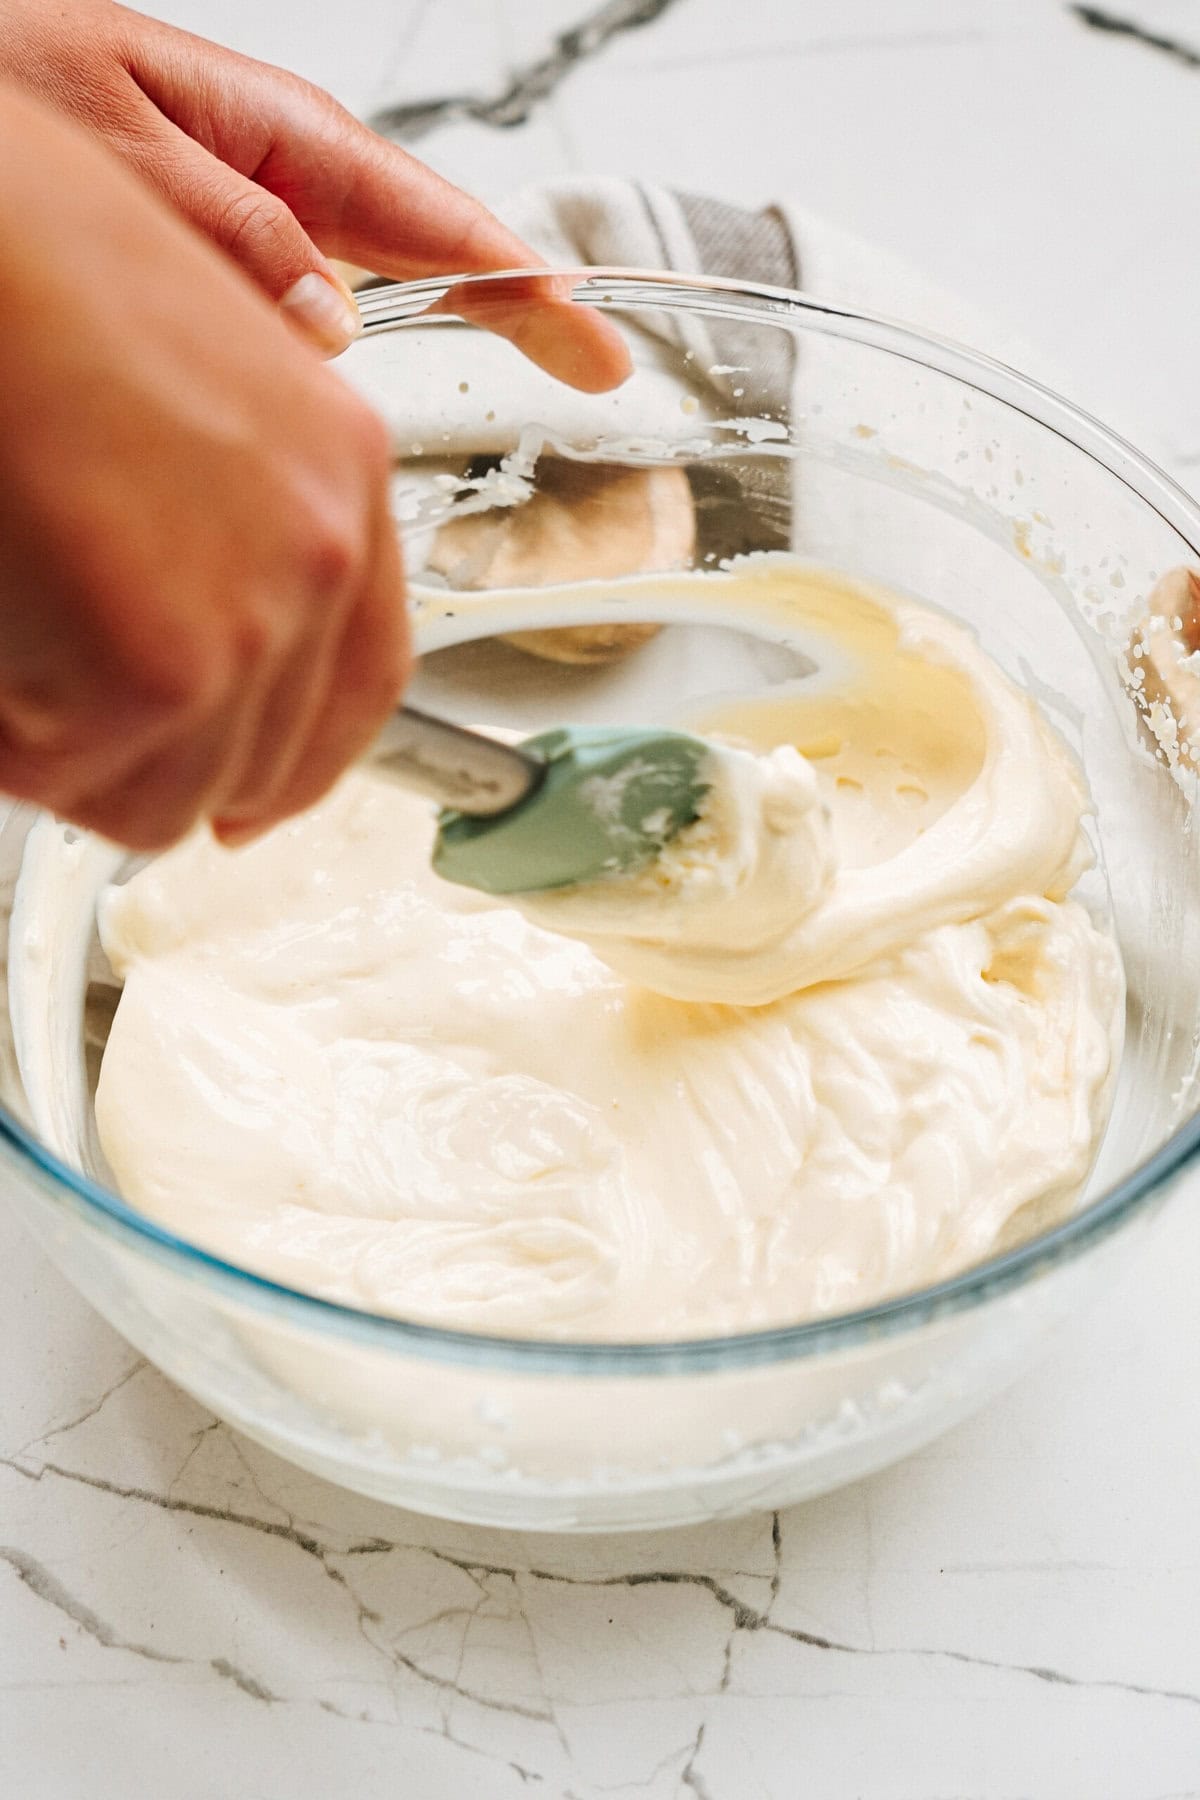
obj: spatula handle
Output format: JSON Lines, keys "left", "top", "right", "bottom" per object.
{"left": 371, "top": 707, "right": 545, "bottom": 817}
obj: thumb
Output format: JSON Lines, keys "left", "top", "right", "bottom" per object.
{"left": 156, "top": 139, "right": 362, "bottom": 356}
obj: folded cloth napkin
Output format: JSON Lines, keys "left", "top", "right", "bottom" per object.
{"left": 499, "top": 176, "right": 1004, "bottom": 347}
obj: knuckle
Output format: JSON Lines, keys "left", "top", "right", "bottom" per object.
{"left": 124, "top": 601, "right": 295, "bottom": 719}
{"left": 114, "top": 638, "right": 227, "bottom": 720}
{"left": 229, "top": 606, "right": 285, "bottom": 673}
{"left": 298, "top": 508, "right": 361, "bottom": 599}
{"left": 210, "top": 185, "right": 292, "bottom": 264}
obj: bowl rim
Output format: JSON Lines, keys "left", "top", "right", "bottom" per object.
{"left": 9, "top": 265, "right": 1200, "bottom": 1378}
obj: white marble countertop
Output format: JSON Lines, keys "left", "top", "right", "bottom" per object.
{"left": 4, "top": 2, "right": 1200, "bottom": 1795}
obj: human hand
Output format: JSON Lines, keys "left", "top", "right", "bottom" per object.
{"left": 0, "top": 0, "right": 631, "bottom": 386}
{"left": 0, "top": 83, "right": 410, "bottom": 851}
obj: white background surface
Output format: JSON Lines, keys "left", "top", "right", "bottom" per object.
{"left": 3, "top": 3, "right": 1200, "bottom": 1795}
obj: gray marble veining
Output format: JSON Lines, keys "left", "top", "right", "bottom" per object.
{"left": 1070, "top": 4, "right": 1200, "bottom": 70}
{"left": 370, "top": 0, "right": 685, "bottom": 140}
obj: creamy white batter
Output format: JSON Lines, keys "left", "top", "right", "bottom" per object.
{"left": 93, "top": 561, "right": 1125, "bottom": 1339}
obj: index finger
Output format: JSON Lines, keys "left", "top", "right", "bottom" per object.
{"left": 128, "top": 27, "right": 632, "bottom": 393}
{"left": 276, "top": 113, "right": 634, "bottom": 393}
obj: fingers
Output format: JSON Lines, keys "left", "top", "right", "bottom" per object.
{"left": 165, "top": 148, "right": 362, "bottom": 353}
{"left": 431, "top": 276, "right": 635, "bottom": 394}
{"left": 50, "top": 508, "right": 405, "bottom": 857}
{"left": 268, "top": 119, "right": 634, "bottom": 391}
{"left": 10, "top": 1, "right": 630, "bottom": 380}
{"left": 6, "top": 2, "right": 363, "bottom": 355}
{"left": 7, "top": 450, "right": 406, "bottom": 854}
{"left": 213, "top": 485, "right": 410, "bottom": 846}
{"left": 124, "top": 26, "right": 631, "bottom": 389}
{"left": 66, "top": 694, "right": 244, "bottom": 852}
{"left": 205, "top": 550, "right": 354, "bottom": 837}
{"left": 113, "top": 105, "right": 363, "bottom": 355}
{"left": 0, "top": 72, "right": 409, "bottom": 856}
{"left": 0, "top": 642, "right": 251, "bottom": 852}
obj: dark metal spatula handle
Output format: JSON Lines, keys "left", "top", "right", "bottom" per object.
{"left": 371, "top": 706, "right": 546, "bottom": 817}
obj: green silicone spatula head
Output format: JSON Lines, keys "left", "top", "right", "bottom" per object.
{"left": 369, "top": 709, "right": 713, "bottom": 895}
{"left": 433, "top": 724, "right": 712, "bottom": 895}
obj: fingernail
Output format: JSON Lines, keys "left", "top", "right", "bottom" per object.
{"left": 279, "top": 271, "right": 361, "bottom": 356}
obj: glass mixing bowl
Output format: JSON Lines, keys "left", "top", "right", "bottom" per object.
{"left": 2, "top": 270, "right": 1198, "bottom": 1532}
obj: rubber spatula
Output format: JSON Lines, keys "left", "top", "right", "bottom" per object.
{"left": 372, "top": 706, "right": 712, "bottom": 895}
